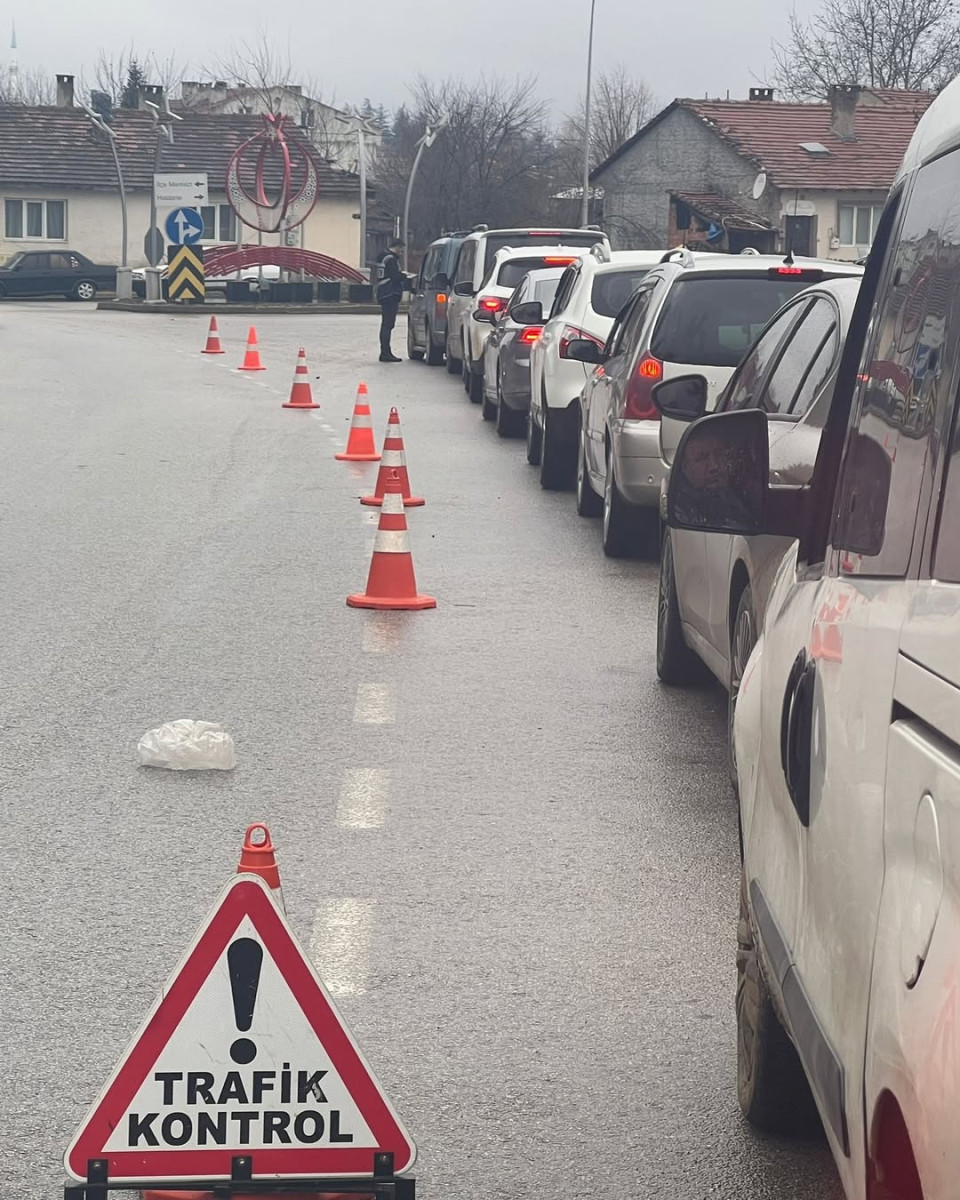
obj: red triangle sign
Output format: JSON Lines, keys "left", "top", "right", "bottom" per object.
{"left": 65, "top": 875, "right": 416, "bottom": 1184}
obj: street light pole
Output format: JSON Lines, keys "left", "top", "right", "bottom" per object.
{"left": 358, "top": 127, "right": 368, "bottom": 270}
{"left": 81, "top": 100, "right": 129, "bottom": 266}
{"left": 402, "top": 113, "right": 449, "bottom": 273}
{"left": 580, "top": 0, "right": 597, "bottom": 227}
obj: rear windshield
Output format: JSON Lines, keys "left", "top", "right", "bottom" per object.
{"left": 591, "top": 268, "right": 651, "bottom": 318}
{"left": 498, "top": 257, "right": 572, "bottom": 289}
{"left": 651, "top": 275, "right": 819, "bottom": 367}
{"left": 483, "top": 232, "right": 601, "bottom": 274}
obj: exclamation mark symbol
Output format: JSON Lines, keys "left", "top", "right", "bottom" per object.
{"left": 228, "top": 937, "right": 263, "bottom": 1065}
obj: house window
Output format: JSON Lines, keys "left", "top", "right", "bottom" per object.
{"left": 4, "top": 199, "right": 67, "bottom": 240}
{"left": 199, "top": 204, "right": 238, "bottom": 243}
{"left": 838, "top": 203, "right": 884, "bottom": 246}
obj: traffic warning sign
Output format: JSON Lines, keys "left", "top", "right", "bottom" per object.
{"left": 168, "top": 243, "right": 205, "bottom": 301}
{"left": 65, "top": 874, "right": 416, "bottom": 1184}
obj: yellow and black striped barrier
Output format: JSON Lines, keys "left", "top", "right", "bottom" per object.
{"left": 168, "top": 244, "right": 205, "bottom": 301}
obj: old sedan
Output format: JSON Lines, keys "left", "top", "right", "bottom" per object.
{"left": 0, "top": 250, "right": 116, "bottom": 300}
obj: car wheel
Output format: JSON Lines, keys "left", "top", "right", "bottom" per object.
{"left": 0, "top": 282, "right": 6, "bottom": 299}
{"left": 469, "top": 367, "right": 484, "bottom": 404}
{"left": 728, "top": 584, "right": 757, "bottom": 789}
{"left": 526, "top": 408, "right": 543, "bottom": 465}
{"left": 445, "top": 336, "right": 462, "bottom": 375}
{"left": 540, "top": 406, "right": 575, "bottom": 490}
{"left": 496, "top": 380, "right": 524, "bottom": 438}
{"left": 657, "top": 531, "right": 710, "bottom": 684}
{"left": 462, "top": 349, "right": 472, "bottom": 394}
{"left": 407, "top": 318, "right": 424, "bottom": 361}
{"left": 481, "top": 377, "right": 497, "bottom": 421}
{"left": 425, "top": 326, "right": 444, "bottom": 366}
{"left": 737, "top": 868, "right": 821, "bottom": 1136}
{"left": 73, "top": 280, "right": 98, "bottom": 301}
{"left": 576, "top": 417, "right": 603, "bottom": 517}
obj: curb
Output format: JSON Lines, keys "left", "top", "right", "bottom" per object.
{"left": 97, "top": 301, "right": 394, "bottom": 316}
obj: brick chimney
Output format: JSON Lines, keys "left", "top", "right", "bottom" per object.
{"left": 56, "top": 74, "right": 74, "bottom": 107}
{"left": 139, "top": 83, "right": 164, "bottom": 110}
{"left": 749, "top": 87, "right": 774, "bottom": 102}
{"left": 830, "top": 84, "right": 863, "bottom": 141}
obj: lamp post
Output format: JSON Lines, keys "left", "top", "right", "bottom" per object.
{"left": 144, "top": 97, "right": 183, "bottom": 267}
{"left": 580, "top": 0, "right": 597, "bottom": 227}
{"left": 81, "top": 99, "right": 129, "bottom": 266}
{"left": 335, "top": 114, "right": 368, "bottom": 270}
{"left": 402, "top": 113, "right": 449, "bottom": 273}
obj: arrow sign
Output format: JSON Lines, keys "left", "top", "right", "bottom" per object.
{"left": 165, "top": 207, "right": 204, "bottom": 246}
{"left": 154, "top": 172, "right": 209, "bottom": 207}
{"left": 64, "top": 875, "right": 416, "bottom": 1183}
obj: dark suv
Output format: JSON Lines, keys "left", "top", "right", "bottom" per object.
{"left": 407, "top": 232, "right": 469, "bottom": 366}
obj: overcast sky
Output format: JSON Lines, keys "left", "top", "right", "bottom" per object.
{"left": 14, "top": 0, "right": 824, "bottom": 117}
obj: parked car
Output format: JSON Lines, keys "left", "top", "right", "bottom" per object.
{"left": 570, "top": 250, "right": 862, "bottom": 556}
{"left": 445, "top": 225, "right": 610, "bottom": 392}
{"left": 478, "top": 267, "right": 565, "bottom": 436}
{"left": 406, "top": 232, "right": 469, "bottom": 366}
{"left": 528, "top": 247, "right": 666, "bottom": 486}
{"left": 663, "top": 74, "right": 960, "bottom": 1200}
{"left": 0, "top": 250, "right": 116, "bottom": 300}
{"left": 131, "top": 262, "right": 281, "bottom": 298}
{"left": 459, "top": 244, "right": 588, "bottom": 404}
{"left": 654, "top": 276, "right": 863, "bottom": 779}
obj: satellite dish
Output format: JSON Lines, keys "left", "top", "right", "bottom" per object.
{"left": 752, "top": 172, "right": 767, "bottom": 200}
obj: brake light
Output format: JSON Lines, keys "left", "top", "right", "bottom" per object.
{"left": 435, "top": 292, "right": 447, "bottom": 305}
{"left": 777, "top": 266, "right": 803, "bottom": 275}
{"left": 623, "top": 356, "right": 662, "bottom": 420}
{"left": 559, "top": 324, "right": 604, "bottom": 358}
{"left": 479, "top": 295, "right": 506, "bottom": 312}
{"left": 543, "top": 256, "right": 576, "bottom": 265}
{"left": 519, "top": 326, "right": 543, "bottom": 344}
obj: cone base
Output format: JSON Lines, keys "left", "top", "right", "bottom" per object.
{"left": 238, "top": 366, "right": 266, "bottom": 372}
{"left": 336, "top": 452, "right": 382, "bottom": 462}
{"left": 360, "top": 494, "right": 425, "bottom": 507}
{"left": 282, "top": 401, "right": 320, "bottom": 409}
{"left": 201, "top": 349, "right": 225, "bottom": 355}
{"left": 347, "top": 592, "right": 436, "bottom": 611}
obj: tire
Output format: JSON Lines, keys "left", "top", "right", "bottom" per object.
{"left": 0, "top": 282, "right": 6, "bottom": 299}
{"left": 601, "top": 452, "right": 638, "bottom": 556}
{"left": 446, "top": 335, "right": 462, "bottom": 375}
{"left": 481, "top": 381, "right": 497, "bottom": 421}
{"left": 496, "top": 382, "right": 525, "bottom": 438}
{"left": 73, "top": 280, "right": 98, "bottom": 301}
{"left": 526, "top": 408, "right": 543, "bottom": 465}
{"left": 469, "top": 367, "right": 484, "bottom": 404}
{"left": 576, "top": 416, "right": 603, "bottom": 517}
{"left": 657, "top": 532, "right": 710, "bottom": 684}
{"left": 425, "top": 326, "right": 444, "bottom": 366}
{"left": 540, "top": 406, "right": 575, "bottom": 490}
{"left": 737, "top": 869, "right": 821, "bottom": 1136}
{"left": 463, "top": 350, "right": 472, "bottom": 394}
{"left": 729, "top": 584, "right": 757, "bottom": 789}
{"left": 407, "top": 319, "right": 424, "bottom": 361}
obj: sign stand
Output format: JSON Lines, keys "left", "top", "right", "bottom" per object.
{"left": 64, "top": 1151, "right": 415, "bottom": 1199}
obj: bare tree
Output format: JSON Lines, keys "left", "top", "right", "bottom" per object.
{"left": 88, "top": 47, "right": 186, "bottom": 107}
{"left": 771, "top": 0, "right": 960, "bottom": 99}
{"left": 561, "top": 65, "right": 656, "bottom": 174}
{"left": 0, "top": 66, "right": 55, "bottom": 105}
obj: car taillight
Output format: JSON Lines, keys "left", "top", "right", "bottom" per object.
{"left": 479, "top": 295, "right": 506, "bottom": 312}
{"left": 543, "top": 256, "right": 576, "bottom": 265}
{"left": 559, "top": 324, "right": 604, "bottom": 358}
{"left": 519, "top": 326, "right": 543, "bottom": 344}
{"left": 623, "top": 356, "right": 662, "bottom": 420}
{"left": 435, "top": 292, "right": 447, "bottom": 305}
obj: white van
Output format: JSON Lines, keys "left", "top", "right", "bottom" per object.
{"left": 661, "top": 77, "right": 960, "bottom": 1200}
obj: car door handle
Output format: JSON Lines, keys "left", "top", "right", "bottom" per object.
{"left": 780, "top": 651, "right": 816, "bottom": 826}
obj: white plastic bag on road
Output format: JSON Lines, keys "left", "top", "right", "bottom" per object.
{"left": 137, "top": 720, "right": 237, "bottom": 771}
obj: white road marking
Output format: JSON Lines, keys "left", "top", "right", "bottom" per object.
{"left": 337, "top": 769, "right": 388, "bottom": 830}
{"left": 309, "top": 898, "right": 376, "bottom": 996}
{"left": 362, "top": 622, "right": 399, "bottom": 653}
{"left": 353, "top": 681, "right": 396, "bottom": 724}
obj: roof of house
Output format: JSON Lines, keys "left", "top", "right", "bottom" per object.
{"left": 671, "top": 192, "right": 773, "bottom": 230}
{"left": 0, "top": 107, "right": 364, "bottom": 196}
{"left": 593, "top": 89, "right": 935, "bottom": 190}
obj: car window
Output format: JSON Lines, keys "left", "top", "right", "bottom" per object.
{"left": 762, "top": 299, "right": 838, "bottom": 417}
{"left": 481, "top": 231, "right": 600, "bottom": 276}
{"left": 533, "top": 276, "right": 561, "bottom": 310}
{"left": 49, "top": 254, "right": 74, "bottom": 270}
{"left": 789, "top": 310, "right": 840, "bottom": 419}
{"left": 837, "top": 146, "right": 960, "bottom": 577}
{"left": 497, "top": 257, "right": 565, "bottom": 289}
{"left": 24, "top": 254, "right": 49, "bottom": 269}
{"left": 610, "top": 287, "right": 654, "bottom": 359}
{"left": 550, "top": 267, "right": 579, "bottom": 318}
{"left": 651, "top": 274, "right": 823, "bottom": 367}
{"left": 591, "top": 268, "right": 651, "bottom": 318}
{"left": 455, "top": 240, "right": 476, "bottom": 285}
{"left": 722, "top": 304, "right": 806, "bottom": 412}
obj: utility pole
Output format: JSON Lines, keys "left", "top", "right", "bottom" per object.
{"left": 581, "top": 0, "right": 597, "bottom": 227}
{"left": 81, "top": 99, "right": 129, "bottom": 266}
{"left": 402, "top": 113, "right": 449, "bottom": 273}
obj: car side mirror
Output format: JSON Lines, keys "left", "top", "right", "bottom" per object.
{"left": 454, "top": 281, "right": 474, "bottom": 297}
{"left": 509, "top": 300, "right": 543, "bottom": 325}
{"left": 833, "top": 432, "right": 893, "bottom": 557}
{"left": 668, "top": 411, "right": 772, "bottom": 535}
{"left": 652, "top": 375, "right": 708, "bottom": 421}
{"left": 472, "top": 308, "right": 494, "bottom": 323}
{"left": 564, "top": 339, "right": 602, "bottom": 364}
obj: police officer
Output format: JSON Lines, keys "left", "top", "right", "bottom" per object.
{"left": 376, "top": 239, "right": 411, "bottom": 363}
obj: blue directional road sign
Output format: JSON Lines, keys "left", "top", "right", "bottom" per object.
{"left": 165, "top": 207, "right": 204, "bottom": 246}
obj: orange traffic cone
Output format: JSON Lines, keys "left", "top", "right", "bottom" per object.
{"left": 361, "top": 407, "right": 424, "bottom": 507}
{"left": 335, "top": 382, "right": 380, "bottom": 461}
{"left": 282, "top": 347, "right": 319, "bottom": 409}
{"left": 237, "top": 822, "right": 284, "bottom": 911}
{"left": 348, "top": 472, "right": 436, "bottom": 611}
{"left": 237, "top": 325, "right": 265, "bottom": 372}
{"left": 201, "top": 315, "right": 225, "bottom": 355}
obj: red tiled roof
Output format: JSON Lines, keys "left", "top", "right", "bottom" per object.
{"left": 0, "top": 107, "right": 363, "bottom": 196}
{"left": 671, "top": 192, "right": 773, "bottom": 229}
{"left": 594, "top": 90, "right": 934, "bottom": 190}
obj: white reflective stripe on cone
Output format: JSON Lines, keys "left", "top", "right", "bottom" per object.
{"left": 382, "top": 449, "right": 405, "bottom": 467}
{"left": 372, "top": 530, "right": 411, "bottom": 554}
{"left": 382, "top": 492, "right": 405, "bottom": 515}
{"left": 352, "top": 414, "right": 373, "bottom": 428}
{"left": 388, "top": 421, "right": 404, "bottom": 438}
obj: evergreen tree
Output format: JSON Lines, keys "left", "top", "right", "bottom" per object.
{"left": 120, "top": 61, "right": 148, "bottom": 109}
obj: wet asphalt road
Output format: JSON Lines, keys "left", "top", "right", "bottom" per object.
{"left": 0, "top": 304, "right": 842, "bottom": 1200}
